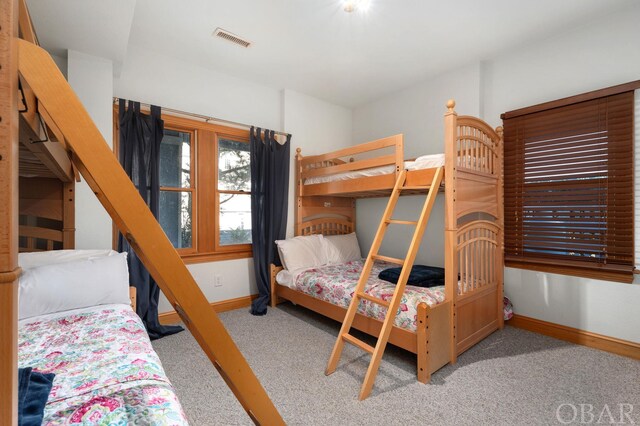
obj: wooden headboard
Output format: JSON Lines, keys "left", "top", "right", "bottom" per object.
{"left": 298, "top": 218, "right": 354, "bottom": 236}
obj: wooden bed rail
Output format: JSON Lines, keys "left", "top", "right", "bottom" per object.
{"left": 18, "top": 39, "right": 283, "bottom": 425}
{"left": 299, "top": 134, "right": 403, "bottom": 168}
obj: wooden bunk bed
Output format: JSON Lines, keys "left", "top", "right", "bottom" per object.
{"left": 270, "top": 100, "right": 505, "bottom": 389}
{"left": 1, "top": 1, "right": 283, "bottom": 424}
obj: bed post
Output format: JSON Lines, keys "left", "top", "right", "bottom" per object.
{"left": 62, "top": 180, "right": 75, "bottom": 248}
{"left": 416, "top": 303, "right": 430, "bottom": 383}
{"left": 444, "top": 99, "right": 458, "bottom": 364}
{"left": 0, "top": 0, "right": 19, "bottom": 423}
{"left": 495, "top": 126, "right": 505, "bottom": 330}
{"left": 295, "top": 147, "right": 303, "bottom": 236}
{"left": 270, "top": 264, "right": 283, "bottom": 308}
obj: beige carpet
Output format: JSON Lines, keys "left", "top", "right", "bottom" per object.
{"left": 152, "top": 302, "right": 640, "bottom": 425}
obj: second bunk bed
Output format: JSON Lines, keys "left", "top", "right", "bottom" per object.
{"left": 270, "top": 100, "right": 505, "bottom": 383}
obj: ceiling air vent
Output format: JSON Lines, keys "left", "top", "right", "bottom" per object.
{"left": 213, "top": 28, "right": 252, "bottom": 48}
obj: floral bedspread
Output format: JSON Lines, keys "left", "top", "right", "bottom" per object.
{"left": 294, "top": 260, "right": 445, "bottom": 331}
{"left": 18, "top": 304, "right": 188, "bottom": 425}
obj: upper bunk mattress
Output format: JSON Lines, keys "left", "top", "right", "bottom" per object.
{"left": 18, "top": 304, "right": 188, "bottom": 425}
{"left": 304, "top": 153, "right": 445, "bottom": 185}
{"left": 290, "top": 259, "right": 445, "bottom": 332}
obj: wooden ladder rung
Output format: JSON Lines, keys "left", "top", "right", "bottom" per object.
{"left": 372, "top": 254, "right": 405, "bottom": 265}
{"left": 342, "top": 333, "right": 374, "bottom": 354}
{"left": 386, "top": 219, "right": 418, "bottom": 225}
{"left": 357, "top": 292, "right": 390, "bottom": 308}
{"left": 400, "top": 185, "right": 430, "bottom": 190}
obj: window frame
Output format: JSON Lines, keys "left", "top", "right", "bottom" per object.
{"left": 159, "top": 125, "right": 197, "bottom": 255}
{"left": 113, "top": 106, "right": 253, "bottom": 264}
{"left": 501, "top": 81, "right": 639, "bottom": 283}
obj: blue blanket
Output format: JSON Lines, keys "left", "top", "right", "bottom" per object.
{"left": 18, "top": 367, "right": 54, "bottom": 426}
{"left": 378, "top": 265, "right": 445, "bottom": 288}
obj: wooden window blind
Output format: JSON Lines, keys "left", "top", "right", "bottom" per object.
{"left": 503, "top": 90, "right": 635, "bottom": 283}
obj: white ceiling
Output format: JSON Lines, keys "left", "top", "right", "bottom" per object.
{"left": 27, "top": 0, "right": 136, "bottom": 73}
{"left": 28, "top": 0, "right": 637, "bottom": 107}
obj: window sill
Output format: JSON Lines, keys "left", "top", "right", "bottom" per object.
{"left": 181, "top": 250, "right": 252, "bottom": 264}
{"left": 505, "top": 260, "right": 634, "bottom": 284}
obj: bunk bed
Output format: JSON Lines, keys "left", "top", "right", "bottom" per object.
{"left": 1, "top": 1, "right": 284, "bottom": 424}
{"left": 270, "top": 100, "right": 505, "bottom": 384}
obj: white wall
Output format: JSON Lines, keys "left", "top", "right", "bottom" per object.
{"left": 352, "top": 63, "right": 481, "bottom": 267}
{"left": 282, "top": 89, "right": 353, "bottom": 237}
{"left": 482, "top": 4, "right": 640, "bottom": 343}
{"left": 112, "top": 47, "right": 352, "bottom": 312}
{"left": 114, "top": 44, "right": 282, "bottom": 130}
{"left": 67, "top": 50, "right": 114, "bottom": 250}
{"left": 351, "top": 4, "right": 640, "bottom": 343}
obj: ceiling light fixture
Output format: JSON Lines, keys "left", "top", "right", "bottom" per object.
{"left": 343, "top": 0, "right": 371, "bottom": 13}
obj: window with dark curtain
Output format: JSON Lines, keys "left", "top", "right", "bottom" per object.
{"left": 503, "top": 88, "right": 635, "bottom": 283}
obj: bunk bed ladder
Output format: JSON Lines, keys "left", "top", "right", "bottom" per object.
{"left": 17, "top": 39, "right": 284, "bottom": 425}
{"left": 325, "top": 167, "right": 444, "bottom": 400}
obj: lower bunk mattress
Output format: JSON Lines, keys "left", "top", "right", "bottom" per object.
{"left": 289, "top": 259, "right": 446, "bottom": 332}
{"left": 18, "top": 304, "right": 187, "bottom": 425}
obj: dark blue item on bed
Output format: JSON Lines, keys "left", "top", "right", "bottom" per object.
{"left": 378, "top": 265, "right": 445, "bottom": 288}
{"left": 18, "top": 367, "right": 55, "bottom": 426}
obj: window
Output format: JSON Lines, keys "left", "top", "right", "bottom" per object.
{"left": 502, "top": 86, "right": 635, "bottom": 283}
{"left": 218, "top": 139, "right": 252, "bottom": 246}
{"left": 114, "top": 108, "right": 252, "bottom": 263}
{"left": 159, "top": 129, "right": 194, "bottom": 250}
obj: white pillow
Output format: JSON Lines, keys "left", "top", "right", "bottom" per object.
{"left": 324, "top": 233, "right": 362, "bottom": 264}
{"left": 19, "top": 249, "right": 118, "bottom": 271}
{"left": 275, "top": 235, "right": 328, "bottom": 271}
{"left": 18, "top": 252, "right": 131, "bottom": 320}
{"left": 275, "top": 269, "right": 293, "bottom": 286}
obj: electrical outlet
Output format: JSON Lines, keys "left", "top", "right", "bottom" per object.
{"left": 214, "top": 275, "right": 223, "bottom": 287}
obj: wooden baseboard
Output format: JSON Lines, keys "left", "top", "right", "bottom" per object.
{"left": 159, "top": 294, "right": 258, "bottom": 325}
{"left": 509, "top": 314, "right": 640, "bottom": 360}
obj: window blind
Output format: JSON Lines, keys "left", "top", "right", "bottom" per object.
{"left": 635, "top": 89, "right": 640, "bottom": 271}
{"left": 503, "top": 91, "right": 634, "bottom": 283}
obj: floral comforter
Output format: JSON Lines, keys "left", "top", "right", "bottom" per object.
{"left": 18, "top": 304, "right": 188, "bottom": 425}
{"left": 294, "top": 260, "right": 445, "bottom": 332}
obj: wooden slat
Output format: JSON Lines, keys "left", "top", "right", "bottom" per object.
{"left": 302, "top": 154, "right": 396, "bottom": 179}
{"left": 342, "top": 333, "right": 374, "bottom": 354}
{"left": 18, "top": 225, "right": 62, "bottom": 242}
{"left": 400, "top": 185, "right": 429, "bottom": 191}
{"left": 371, "top": 254, "right": 404, "bottom": 265}
{"left": 302, "top": 173, "right": 396, "bottom": 197}
{"left": 387, "top": 219, "right": 417, "bottom": 225}
{"left": 300, "top": 134, "right": 401, "bottom": 166}
{"left": 19, "top": 39, "right": 284, "bottom": 425}
{"left": 357, "top": 292, "right": 390, "bottom": 308}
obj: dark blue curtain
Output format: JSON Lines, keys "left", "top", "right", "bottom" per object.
{"left": 250, "top": 128, "right": 291, "bottom": 315}
{"left": 118, "top": 99, "right": 183, "bottom": 339}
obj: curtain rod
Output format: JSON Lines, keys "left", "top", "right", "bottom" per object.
{"left": 113, "top": 97, "right": 290, "bottom": 137}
